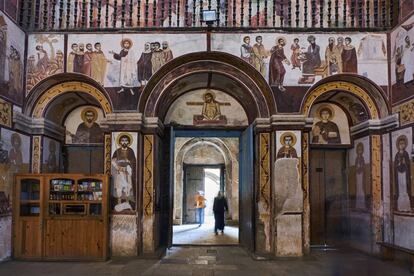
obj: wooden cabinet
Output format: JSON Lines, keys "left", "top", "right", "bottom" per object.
{"left": 13, "top": 174, "right": 109, "bottom": 261}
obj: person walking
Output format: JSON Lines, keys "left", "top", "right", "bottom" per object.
{"left": 195, "top": 191, "right": 206, "bottom": 226}
{"left": 213, "top": 191, "right": 228, "bottom": 235}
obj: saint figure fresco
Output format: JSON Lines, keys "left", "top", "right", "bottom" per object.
{"left": 109, "top": 38, "right": 137, "bottom": 95}
{"left": 276, "top": 132, "right": 298, "bottom": 159}
{"left": 67, "top": 107, "right": 103, "bottom": 144}
{"left": 269, "top": 37, "right": 290, "bottom": 92}
{"left": 394, "top": 135, "right": 413, "bottom": 212}
{"left": 240, "top": 36, "right": 253, "bottom": 65}
{"left": 342, "top": 37, "right": 358, "bottom": 73}
{"left": 137, "top": 42, "right": 153, "bottom": 86}
{"left": 312, "top": 105, "right": 341, "bottom": 144}
{"left": 111, "top": 133, "right": 136, "bottom": 212}
{"left": 252, "top": 36, "right": 268, "bottom": 77}
{"left": 355, "top": 142, "right": 367, "bottom": 209}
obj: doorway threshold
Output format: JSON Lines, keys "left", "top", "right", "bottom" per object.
{"left": 171, "top": 243, "right": 239, "bottom": 247}
{"left": 310, "top": 244, "right": 339, "bottom": 251}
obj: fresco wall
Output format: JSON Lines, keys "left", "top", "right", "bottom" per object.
{"left": 25, "top": 33, "right": 206, "bottom": 110}
{"left": 212, "top": 32, "right": 388, "bottom": 112}
{"left": 348, "top": 136, "right": 372, "bottom": 253}
{"left": 309, "top": 103, "right": 351, "bottom": 145}
{"left": 41, "top": 136, "right": 60, "bottom": 173}
{"left": 165, "top": 89, "right": 248, "bottom": 126}
{"left": 390, "top": 126, "right": 414, "bottom": 250}
{"left": 26, "top": 34, "right": 65, "bottom": 94}
{"left": 0, "top": 126, "right": 30, "bottom": 260}
{"left": 0, "top": 11, "right": 25, "bottom": 105}
{"left": 391, "top": 12, "right": 414, "bottom": 105}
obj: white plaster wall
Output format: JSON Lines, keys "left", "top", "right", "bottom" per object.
{"left": 0, "top": 216, "right": 11, "bottom": 261}
{"left": 382, "top": 133, "right": 393, "bottom": 243}
{"left": 394, "top": 215, "right": 414, "bottom": 250}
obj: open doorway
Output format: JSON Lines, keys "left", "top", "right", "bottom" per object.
{"left": 172, "top": 137, "right": 240, "bottom": 245}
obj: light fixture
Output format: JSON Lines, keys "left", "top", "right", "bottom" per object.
{"left": 202, "top": 9, "right": 217, "bottom": 26}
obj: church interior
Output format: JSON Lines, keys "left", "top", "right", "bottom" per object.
{"left": 0, "top": 0, "right": 414, "bottom": 275}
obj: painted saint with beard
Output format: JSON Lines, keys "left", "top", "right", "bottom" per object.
{"left": 67, "top": 107, "right": 103, "bottom": 144}
{"left": 111, "top": 133, "right": 136, "bottom": 212}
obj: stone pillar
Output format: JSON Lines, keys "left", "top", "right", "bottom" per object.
{"left": 371, "top": 135, "right": 382, "bottom": 254}
{"left": 256, "top": 132, "right": 271, "bottom": 253}
{"left": 142, "top": 134, "right": 155, "bottom": 253}
{"left": 274, "top": 158, "right": 303, "bottom": 256}
{"left": 301, "top": 132, "right": 310, "bottom": 254}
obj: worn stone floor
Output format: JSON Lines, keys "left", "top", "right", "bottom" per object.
{"left": 173, "top": 219, "right": 238, "bottom": 245}
{"left": 0, "top": 246, "right": 411, "bottom": 276}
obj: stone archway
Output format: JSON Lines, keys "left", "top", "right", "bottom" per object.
{"left": 24, "top": 73, "right": 113, "bottom": 118}
{"left": 301, "top": 74, "right": 389, "bottom": 120}
{"left": 174, "top": 137, "right": 239, "bottom": 225}
{"left": 139, "top": 51, "right": 277, "bottom": 121}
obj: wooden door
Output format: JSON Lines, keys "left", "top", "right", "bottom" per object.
{"left": 239, "top": 125, "right": 254, "bottom": 250}
{"left": 13, "top": 176, "right": 43, "bottom": 259}
{"left": 183, "top": 166, "right": 205, "bottom": 224}
{"left": 310, "top": 150, "right": 346, "bottom": 246}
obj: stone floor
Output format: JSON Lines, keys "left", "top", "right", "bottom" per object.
{"left": 0, "top": 246, "right": 411, "bottom": 276}
{"left": 173, "top": 219, "right": 238, "bottom": 245}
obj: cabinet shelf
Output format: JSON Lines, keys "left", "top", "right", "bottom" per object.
{"left": 14, "top": 173, "right": 109, "bottom": 261}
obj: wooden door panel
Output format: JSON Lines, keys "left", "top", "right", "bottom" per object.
{"left": 15, "top": 219, "right": 42, "bottom": 259}
{"left": 324, "top": 151, "right": 346, "bottom": 245}
{"left": 44, "top": 219, "right": 104, "bottom": 260}
{"left": 310, "top": 150, "right": 325, "bottom": 245}
{"left": 184, "top": 166, "right": 205, "bottom": 224}
{"left": 310, "top": 150, "right": 346, "bottom": 246}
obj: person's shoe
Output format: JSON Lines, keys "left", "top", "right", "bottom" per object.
{"left": 221, "top": 230, "right": 224, "bottom": 235}
{"left": 215, "top": 232, "right": 218, "bottom": 235}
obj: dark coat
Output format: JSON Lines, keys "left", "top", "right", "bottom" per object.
{"left": 213, "top": 196, "right": 228, "bottom": 231}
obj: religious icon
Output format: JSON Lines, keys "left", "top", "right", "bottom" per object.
{"left": 109, "top": 38, "right": 137, "bottom": 95}
{"left": 0, "top": 98, "right": 11, "bottom": 127}
{"left": 66, "top": 107, "right": 103, "bottom": 144}
{"left": 186, "top": 91, "right": 230, "bottom": 125}
{"left": 299, "top": 35, "right": 321, "bottom": 84}
{"left": 342, "top": 37, "right": 358, "bottom": 73}
{"left": 394, "top": 135, "right": 413, "bottom": 212}
{"left": 269, "top": 37, "right": 290, "bottom": 92}
{"left": 311, "top": 105, "right": 341, "bottom": 144}
{"left": 111, "top": 132, "right": 136, "bottom": 212}
{"left": 252, "top": 36, "right": 269, "bottom": 77}
{"left": 276, "top": 132, "right": 298, "bottom": 159}
{"left": 8, "top": 132, "right": 22, "bottom": 172}
{"left": 240, "top": 36, "right": 253, "bottom": 65}
{"left": 44, "top": 139, "right": 59, "bottom": 173}
{"left": 354, "top": 142, "right": 368, "bottom": 209}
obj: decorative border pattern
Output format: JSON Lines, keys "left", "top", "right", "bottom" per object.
{"left": 0, "top": 98, "right": 12, "bottom": 128}
{"left": 302, "top": 81, "right": 379, "bottom": 119}
{"left": 259, "top": 133, "right": 271, "bottom": 212}
{"left": 31, "top": 136, "right": 41, "bottom": 173}
{"left": 301, "top": 132, "right": 310, "bottom": 253}
{"left": 143, "top": 135, "right": 154, "bottom": 217}
{"left": 32, "top": 81, "right": 112, "bottom": 118}
{"left": 371, "top": 135, "right": 382, "bottom": 246}
{"left": 392, "top": 99, "right": 414, "bottom": 126}
{"left": 104, "top": 134, "right": 111, "bottom": 174}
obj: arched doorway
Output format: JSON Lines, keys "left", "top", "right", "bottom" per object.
{"left": 24, "top": 74, "right": 113, "bottom": 175}
{"left": 301, "top": 76, "right": 390, "bottom": 249}
{"left": 140, "top": 52, "right": 276, "bottom": 252}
